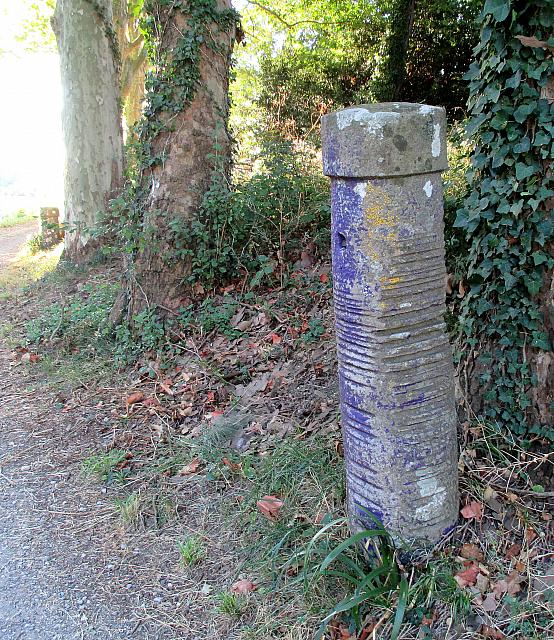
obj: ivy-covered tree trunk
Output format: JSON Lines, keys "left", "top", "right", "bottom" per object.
{"left": 52, "top": 0, "right": 124, "bottom": 262}
{"left": 117, "top": 0, "right": 237, "bottom": 319}
{"left": 457, "top": 0, "right": 553, "bottom": 440}
{"left": 372, "top": 0, "right": 416, "bottom": 101}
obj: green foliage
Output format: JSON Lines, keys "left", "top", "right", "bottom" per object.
{"left": 255, "top": 0, "right": 386, "bottom": 140}
{"left": 402, "top": 0, "right": 482, "bottom": 114}
{"left": 26, "top": 282, "right": 118, "bottom": 350}
{"left": 108, "top": 136, "right": 331, "bottom": 290}
{"left": 27, "top": 233, "right": 46, "bottom": 255}
{"left": 455, "top": 0, "right": 554, "bottom": 439}
{"left": 114, "top": 492, "right": 142, "bottom": 526}
{"left": 294, "top": 514, "right": 407, "bottom": 639}
{"left": 82, "top": 449, "right": 129, "bottom": 483}
{"left": 371, "top": 0, "right": 415, "bottom": 103}
{"left": 248, "top": 0, "right": 480, "bottom": 140}
{"left": 177, "top": 535, "right": 207, "bottom": 566}
{"left": 0, "top": 209, "right": 36, "bottom": 229}
{"left": 444, "top": 122, "right": 473, "bottom": 281}
{"left": 216, "top": 591, "right": 247, "bottom": 617}
{"left": 1, "top": 0, "right": 57, "bottom": 55}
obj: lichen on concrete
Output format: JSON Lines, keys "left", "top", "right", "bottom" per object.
{"left": 322, "top": 102, "right": 459, "bottom": 548}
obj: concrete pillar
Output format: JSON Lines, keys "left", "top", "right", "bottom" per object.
{"left": 321, "top": 103, "right": 458, "bottom": 547}
{"left": 40, "top": 207, "right": 64, "bottom": 248}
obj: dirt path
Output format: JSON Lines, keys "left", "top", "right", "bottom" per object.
{"left": 0, "top": 221, "right": 181, "bottom": 639}
{"left": 0, "top": 221, "right": 39, "bottom": 269}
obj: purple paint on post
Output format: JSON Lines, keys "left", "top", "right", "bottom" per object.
{"left": 322, "top": 103, "right": 459, "bottom": 548}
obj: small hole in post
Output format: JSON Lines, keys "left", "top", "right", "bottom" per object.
{"left": 337, "top": 232, "right": 347, "bottom": 249}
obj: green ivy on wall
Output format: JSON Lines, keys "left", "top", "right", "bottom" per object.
{"left": 455, "top": 0, "right": 554, "bottom": 440}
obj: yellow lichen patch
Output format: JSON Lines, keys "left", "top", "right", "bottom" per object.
{"left": 360, "top": 183, "right": 397, "bottom": 262}
{"left": 380, "top": 275, "right": 401, "bottom": 288}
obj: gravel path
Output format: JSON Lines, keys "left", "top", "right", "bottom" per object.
{"left": 0, "top": 223, "right": 165, "bottom": 639}
{"left": 0, "top": 221, "right": 39, "bottom": 269}
{"left": 0, "top": 349, "right": 148, "bottom": 640}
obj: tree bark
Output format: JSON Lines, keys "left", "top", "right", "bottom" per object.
{"left": 114, "top": 0, "right": 148, "bottom": 132}
{"left": 373, "top": 0, "right": 416, "bottom": 102}
{"left": 122, "top": 0, "right": 236, "bottom": 317}
{"left": 52, "top": 0, "right": 124, "bottom": 262}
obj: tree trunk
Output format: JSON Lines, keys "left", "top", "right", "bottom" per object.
{"left": 114, "top": 0, "right": 148, "bottom": 132}
{"left": 372, "top": 0, "right": 416, "bottom": 102}
{"left": 121, "top": 0, "right": 236, "bottom": 318}
{"left": 52, "top": 0, "right": 124, "bottom": 262}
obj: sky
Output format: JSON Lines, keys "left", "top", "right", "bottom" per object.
{"left": 0, "top": 1, "right": 64, "bottom": 217}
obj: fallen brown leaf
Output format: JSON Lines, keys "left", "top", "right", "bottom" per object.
{"left": 126, "top": 391, "right": 145, "bottom": 406}
{"left": 455, "top": 563, "right": 480, "bottom": 588}
{"left": 231, "top": 579, "right": 257, "bottom": 594}
{"left": 506, "top": 543, "right": 522, "bottom": 560}
{"left": 461, "top": 500, "right": 484, "bottom": 521}
{"left": 476, "top": 573, "right": 490, "bottom": 593}
{"left": 492, "top": 579, "right": 508, "bottom": 598}
{"left": 481, "top": 592, "right": 499, "bottom": 613}
{"left": 525, "top": 528, "right": 537, "bottom": 543}
{"left": 480, "top": 624, "right": 505, "bottom": 639}
{"left": 257, "top": 495, "right": 284, "bottom": 520}
{"left": 221, "top": 457, "right": 241, "bottom": 473}
{"left": 179, "top": 458, "right": 202, "bottom": 475}
{"left": 460, "top": 543, "right": 484, "bottom": 562}
{"left": 507, "top": 570, "right": 524, "bottom": 596}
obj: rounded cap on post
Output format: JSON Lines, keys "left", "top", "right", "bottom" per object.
{"left": 321, "top": 102, "right": 448, "bottom": 178}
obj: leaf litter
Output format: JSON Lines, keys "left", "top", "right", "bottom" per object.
{"left": 1, "top": 262, "right": 553, "bottom": 639}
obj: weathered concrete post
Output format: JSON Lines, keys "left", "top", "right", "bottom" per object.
{"left": 321, "top": 103, "right": 458, "bottom": 547}
{"left": 40, "top": 207, "right": 64, "bottom": 248}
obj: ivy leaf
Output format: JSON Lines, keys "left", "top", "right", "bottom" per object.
{"left": 513, "top": 102, "right": 536, "bottom": 123}
{"left": 464, "top": 62, "right": 481, "bottom": 81}
{"left": 526, "top": 276, "right": 542, "bottom": 296}
{"left": 483, "top": 0, "right": 510, "bottom": 22}
{"left": 466, "top": 113, "right": 488, "bottom": 137}
{"left": 513, "top": 138, "right": 530, "bottom": 153}
{"left": 515, "top": 163, "right": 535, "bottom": 181}
{"left": 505, "top": 70, "right": 521, "bottom": 89}
{"left": 532, "top": 251, "right": 549, "bottom": 266}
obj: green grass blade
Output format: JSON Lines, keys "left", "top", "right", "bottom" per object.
{"left": 390, "top": 575, "right": 409, "bottom": 640}
{"left": 315, "top": 591, "right": 370, "bottom": 640}
{"left": 319, "top": 529, "right": 384, "bottom": 573}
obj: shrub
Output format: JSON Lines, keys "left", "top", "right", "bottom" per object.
{"left": 168, "top": 136, "right": 331, "bottom": 289}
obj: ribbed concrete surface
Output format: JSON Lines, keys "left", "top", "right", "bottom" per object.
{"left": 323, "top": 104, "right": 458, "bottom": 547}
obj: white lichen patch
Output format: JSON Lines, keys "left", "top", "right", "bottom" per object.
{"left": 416, "top": 474, "right": 438, "bottom": 497}
{"left": 336, "top": 108, "right": 399, "bottom": 135}
{"left": 432, "top": 124, "right": 441, "bottom": 158}
{"left": 389, "top": 332, "right": 411, "bottom": 340}
{"left": 419, "top": 105, "right": 434, "bottom": 115}
{"left": 415, "top": 489, "right": 447, "bottom": 520}
{"left": 414, "top": 471, "right": 447, "bottom": 520}
{"left": 354, "top": 182, "right": 367, "bottom": 200}
{"left": 423, "top": 180, "right": 433, "bottom": 198}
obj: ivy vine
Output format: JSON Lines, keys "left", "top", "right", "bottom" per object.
{"left": 106, "top": 0, "right": 239, "bottom": 259}
{"left": 455, "top": 0, "right": 554, "bottom": 440}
